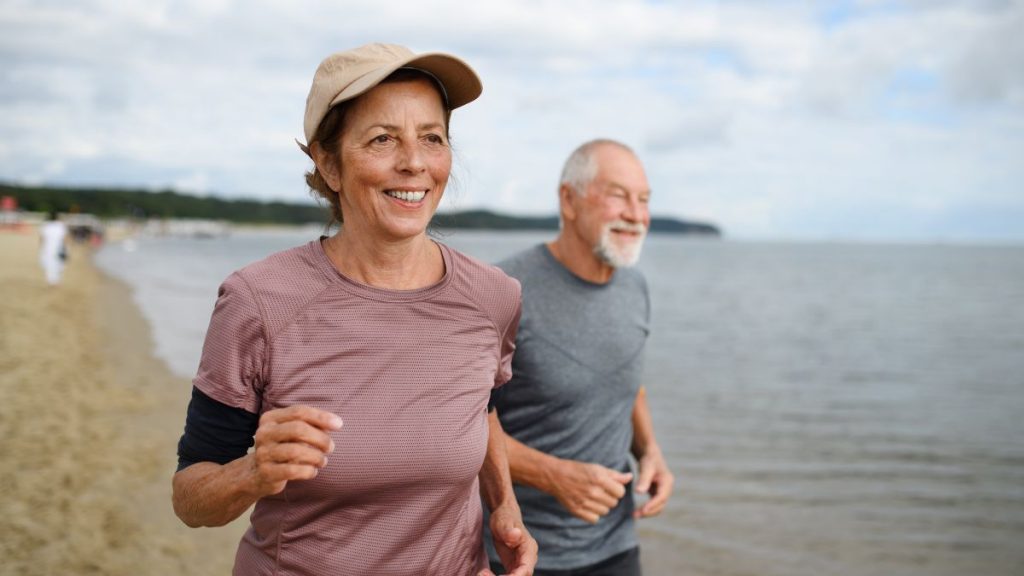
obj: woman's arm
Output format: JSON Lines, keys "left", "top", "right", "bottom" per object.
{"left": 172, "top": 405, "right": 342, "bottom": 527}
{"left": 173, "top": 456, "right": 266, "bottom": 527}
{"left": 479, "top": 411, "right": 536, "bottom": 576}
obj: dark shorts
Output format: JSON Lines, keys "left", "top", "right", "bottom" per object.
{"left": 491, "top": 546, "right": 641, "bottom": 576}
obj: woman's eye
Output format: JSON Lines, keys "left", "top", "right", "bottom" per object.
{"left": 372, "top": 134, "right": 391, "bottom": 144}
{"left": 425, "top": 134, "right": 445, "bottom": 144}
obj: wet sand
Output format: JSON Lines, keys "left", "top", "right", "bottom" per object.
{"left": 0, "top": 231, "right": 246, "bottom": 575}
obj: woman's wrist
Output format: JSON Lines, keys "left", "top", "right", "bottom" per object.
{"left": 237, "top": 453, "right": 274, "bottom": 500}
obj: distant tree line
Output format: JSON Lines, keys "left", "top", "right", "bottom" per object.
{"left": 1, "top": 182, "right": 721, "bottom": 235}
{"left": 1, "top": 183, "right": 327, "bottom": 225}
{"left": 432, "top": 209, "right": 720, "bottom": 235}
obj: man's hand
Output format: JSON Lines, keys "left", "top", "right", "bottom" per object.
{"left": 480, "top": 501, "right": 537, "bottom": 576}
{"left": 633, "top": 446, "right": 673, "bottom": 518}
{"left": 549, "top": 460, "right": 633, "bottom": 524}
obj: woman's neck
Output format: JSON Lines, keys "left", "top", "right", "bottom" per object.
{"left": 324, "top": 231, "right": 443, "bottom": 290}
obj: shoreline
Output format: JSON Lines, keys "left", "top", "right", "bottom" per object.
{"left": 0, "top": 230, "right": 245, "bottom": 575}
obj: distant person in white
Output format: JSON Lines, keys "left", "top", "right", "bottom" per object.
{"left": 38, "top": 211, "right": 68, "bottom": 285}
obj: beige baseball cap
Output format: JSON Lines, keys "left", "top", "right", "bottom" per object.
{"left": 302, "top": 43, "right": 483, "bottom": 146}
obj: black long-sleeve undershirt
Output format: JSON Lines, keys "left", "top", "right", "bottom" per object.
{"left": 176, "top": 387, "right": 259, "bottom": 472}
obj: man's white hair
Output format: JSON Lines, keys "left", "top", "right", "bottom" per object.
{"left": 558, "top": 138, "right": 637, "bottom": 196}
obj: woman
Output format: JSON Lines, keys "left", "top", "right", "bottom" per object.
{"left": 172, "top": 43, "right": 536, "bottom": 576}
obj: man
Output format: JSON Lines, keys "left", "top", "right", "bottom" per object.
{"left": 486, "top": 139, "right": 674, "bottom": 575}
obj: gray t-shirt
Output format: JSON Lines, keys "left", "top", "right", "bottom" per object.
{"left": 485, "top": 244, "right": 650, "bottom": 570}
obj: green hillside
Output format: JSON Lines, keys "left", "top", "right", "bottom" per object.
{"left": 1, "top": 183, "right": 721, "bottom": 235}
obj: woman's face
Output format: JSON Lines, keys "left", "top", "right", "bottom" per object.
{"left": 331, "top": 78, "right": 451, "bottom": 243}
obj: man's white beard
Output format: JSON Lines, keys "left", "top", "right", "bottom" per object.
{"left": 594, "top": 220, "right": 647, "bottom": 268}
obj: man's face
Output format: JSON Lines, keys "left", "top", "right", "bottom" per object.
{"left": 574, "top": 146, "right": 651, "bottom": 268}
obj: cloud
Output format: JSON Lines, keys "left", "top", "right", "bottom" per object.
{"left": 1, "top": 0, "right": 1022, "bottom": 241}
{"left": 645, "top": 110, "right": 734, "bottom": 153}
{"left": 946, "top": 2, "right": 1024, "bottom": 105}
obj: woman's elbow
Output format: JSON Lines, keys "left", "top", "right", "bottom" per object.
{"left": 172, "top": 467, "right": 214, "bottom": 528}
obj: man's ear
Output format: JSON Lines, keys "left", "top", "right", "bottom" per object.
{"left": 559, "top": 184, "right": 578, "bottom": 223}
{"left": 311, "top": 142, "right": 342, "bottom": 192}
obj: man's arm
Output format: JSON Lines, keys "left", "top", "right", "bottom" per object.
{"left": 630, "top": 386, "right": 674, "bottom": 518}
{"left": 500, "top": 421, "right": 633, "bottom": 525}
{"left": 479, "top": 411, "right": 537, "bottom": 576}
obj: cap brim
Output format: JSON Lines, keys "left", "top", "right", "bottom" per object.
{"left": 329, "top": 52, "right": 482, "bottom": 111}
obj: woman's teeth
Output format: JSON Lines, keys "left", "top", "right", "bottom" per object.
{"left": 385, "top": 190, "right": 426, "bottom": 202}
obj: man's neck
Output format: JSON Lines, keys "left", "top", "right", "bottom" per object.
{"left": 546, "top": 235, "right": 615, "bottom": 285}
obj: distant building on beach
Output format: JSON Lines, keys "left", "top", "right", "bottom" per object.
{"left": 141, "top": 218, "right": 231, "bottom": 239}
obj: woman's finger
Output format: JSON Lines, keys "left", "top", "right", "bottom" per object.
{"left": 260, "top": 405, "right": 343, "bottom": 431}
{"left": 258, "top": 441, "right": 330, "bottom": 467}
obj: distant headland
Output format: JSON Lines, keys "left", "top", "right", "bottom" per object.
{"left": 0, "top": 182, "right": 721, "bottom": 236}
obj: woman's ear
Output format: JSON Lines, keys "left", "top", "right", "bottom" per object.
{"left": 310, "top": 141, "right": 342, "bottom": 192}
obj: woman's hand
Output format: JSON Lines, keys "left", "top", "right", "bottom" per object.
{"left": 480, "top": 501, "right": 537, "bottom": 576}
{"left": 249, "top": 405, "right": 343, "bottom": 497}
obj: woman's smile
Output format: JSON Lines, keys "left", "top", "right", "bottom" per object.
{"left": 383, "top": 189, "right": 428, "bottom": 203}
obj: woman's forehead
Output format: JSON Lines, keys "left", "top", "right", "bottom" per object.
{"left": 345, "top": 78, "right": 448, "bottom": 125}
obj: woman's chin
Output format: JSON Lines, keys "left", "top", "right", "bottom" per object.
{"left": 377, "top": 216, "right": 435, "bottom": 241}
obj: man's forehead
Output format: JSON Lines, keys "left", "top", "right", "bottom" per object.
{"left": 594, "top": 178, "right": 651, "bottom": 196}
{"left": 592, "top": 148, "right": 649, "bottom": 191}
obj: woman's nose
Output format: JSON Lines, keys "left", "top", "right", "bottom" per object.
{"left": 396, "top": 140, "right": 426, "bottom": 173}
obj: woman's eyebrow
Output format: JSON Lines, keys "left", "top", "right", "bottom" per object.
{"left": 364, "top": 122, "right": 446, "bottom": 132}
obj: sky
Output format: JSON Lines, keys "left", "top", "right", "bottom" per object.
{"left": 1, "top": 0, "right": 1022, "bottom": 241}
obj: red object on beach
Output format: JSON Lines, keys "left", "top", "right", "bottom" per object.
{"left": 0, "top": 196, "right": 24, "bottom": 231}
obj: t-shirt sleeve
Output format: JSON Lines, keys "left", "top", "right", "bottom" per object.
{"left": 192, "top": 271, "right": 266, "bottom": 413}
{"left": 494, "top": 278, "right": 522, "bottom": 388}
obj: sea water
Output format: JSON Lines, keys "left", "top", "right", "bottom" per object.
{"left": 95, "top": 230, "right": 1024, "bottom": 576}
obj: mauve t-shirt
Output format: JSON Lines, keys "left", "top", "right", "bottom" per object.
{"left": 193, "top": 239, "right": 521, "bottom": 576}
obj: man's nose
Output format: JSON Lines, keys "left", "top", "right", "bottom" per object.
{"left": 622, "top": 193, "right": 647, "bottom": 223}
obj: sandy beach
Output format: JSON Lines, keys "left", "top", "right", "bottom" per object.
{"left": 0, "top": 230, "right": 245, "bottom": 575}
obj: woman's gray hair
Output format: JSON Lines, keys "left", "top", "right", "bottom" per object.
{"left": 558, "top": 138, "right": 636, "bottom": 195}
